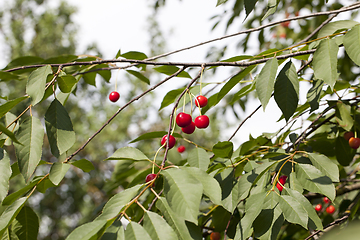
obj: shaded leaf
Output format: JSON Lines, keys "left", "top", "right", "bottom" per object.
{"left": 126, "top": 70, "right": 150, "bottom": 85}
{"left": 0, "top": 97, "right": 29, "bottom": 119}
{"left": 0, "top": 123, "right": 21, "bottom": 144}
{"left": 45, "top": 99, "right": 75, "bottom": 157}
{"left": 153, "top": 66, "right": 191, "bottom": 78}
{"left": 274, "top": 61, "right": 299, "bottom": 121}
{"left": 308, "top": 153, "right": 339, "bottom": 182}
{"left": 58, "top": 75, "right": 77, "bottom": 93}
{"left": 213, "top": 141, "right": 234, "bottom": 159}
{"left": 307, "top": 80, "right": 324, "bottom": 112}
{"left": 159, "top": 88, "right": 185, "bottom": 110}
{"left": 318, "top": 20, "right": 359, "bottom": 38}
{"left": 335, "top": 101, "right": 353, "bottom": 131}
{"left": 2, "top": 177, "right": 42, "bottom": 206}
{"left": 14, "top": 116, "right": 44, "bottom": 182}
{"left": 12, "top": 206, "right": 39, "bottom": 240}
{"left": 130, "top": 131, "right": 182, "bottom": 143}
{"left": 335, "top": 136, "right": 355, "bottom": 166}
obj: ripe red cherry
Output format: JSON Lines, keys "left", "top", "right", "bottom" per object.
{"left": 177, "top": 145, "right": 186, "bottom": 153}
{"left": 181, "top": 121, "right": 196, "bottom": 134}
{"left": 281, "top": 21, "right": 290, "bottom": 28}
{"left": 315, "top": 204, "right": 322, "bottom": 212}
{"left": 145, "top": 173, "right": 157, "bottom": 187}
{"left": 326, "top": 205, "right": 335, "bottom": 214}
{"left": 195, "top": 95, "right": 208, "bottom": 108}
{"left": 323, "top": 197, "right": 330, "bottom": 204}
{"left": 176, "top": 112, "right": 192, "bottom": 127}
{"left": 161, "top": 135, "right": 176, "bottom": 149}
{"left": 276, "top": 175, "right": 287, "bottom": 192}
{"left": 349, "top": 137, "right": 360, "bottom": 149}
{"left": 109, "top": 91, "right": 120, "bottom": 102}
{"left": 195, "top": 115, "right": 209, "bottom": 129}
{"left": 210, "top": 232, "right": 221, "bottom": 240}
{"left": 344, "top": 131, "right": 354, "bottom": 141}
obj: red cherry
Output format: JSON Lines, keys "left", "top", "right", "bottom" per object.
{"left": 195, "top": 95, "right": 208, "bottom": 108}
{"left": 276, "top": 175, "right": 287, "bottom": 192}
{"left": 315, "top": 204, "right": 322, "bottom": 212}
{"left": 323, "top": 197, "right": 330, "bottom": 204}
{"left": 326, "top": 205, "right": 335, "bottom": 214}
{"left": 176, "top": 112, "right": 192, "bottom": 127}
{"left": 344, "top": 131, "right": 354, "bottom": 141}
{"left": 109, "top": 91, "right": 120, "bottom": 102}
{"left": 194, "top": 115, "right": 209, "bottom": 129}
{"left": 210, "top": 232, "right": 221, "bottom": 240}
{"left": 280, "top": 33, "right": 286, "bottom": 39}
{"left": 177, "top": 145, "right": 186, "bottom": 153}
{"left": 181, "top": 121, "right": 196, "bottom": 134}
{"left": 281, "top": 21, "right": 290, "bottom": 28}
{"left": 161, "top": 135, "right": 176, "bottom": 149}
{"left": 349, "top": 137, "right": 360, "bottom": 149}
{"left": 145, "top": 173, "right": 157, "bottom": 187}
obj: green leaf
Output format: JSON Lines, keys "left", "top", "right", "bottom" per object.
{"left": 289, "top": 172, "right": 303, "bottom": 193}
{"left": 115, "top": 49, "right": 121, "bottom": 59}
{"left": 58, "top": 75, "right": 77, "bottom": 93}
{"left": 0, "top": 96, "right": 29, "bottom": 119}
{"left": 65, "top": 220, "right": 108, "bottom": 240}
{"left": 156, "top": 197, "right": 202, "bottom": 240}
{"left": 182, "top": 167, "right": 222, "bottom": 205}
{"left": 0, "top": 123, "right": 21, "bottom": 144}
{"left": 244, "top": 0, "right": 259, "bottom": 18}
{"left": 100, "top": 220, "right": 124, "bottom": 240}
{"left": 49, "top": 162, "right": 71, "bottom": 185}
{"left": 70, "top": 159, "right": 95, "bottom": 172}
{"left": 335, "top": 136, "right": 355, "bottom": 166}
{"left": 256, "top": 58, "right": 278, "bottom": 110}
{"left": 313, "top": 39, "right": 339, "bottom": 90}
{"left": 295, "top": 163, "right": 335, "bottom": 201}
{"left": 126, "top": 70, "right": 150, "bottom": 85}
{"left": 26, "top": 65, "right": 52, "bottom": 106}
{"left": 2, "top": 177, "right": 42, "bottom": 206}
{"left": 213, "top": 141, "right": 234, "bottom": 159}
{"left": 335, "top": 101, "right": 353, "bottom": 131}
{"left": 308, "top": 153, "right": 339, "bottom": 182}
{"left": 104, "top": 147, "right": 149, "bottom": 161}
{"left": 36, "top": 176, "right": 56, "bottom": 193}
{"left": 0, "top": 148, "right": 11, "bottom": 202}
{"left": 161, "top": 168, "right": 203, "bottom": 224}
{"left": 12, "top": 206, "right": 39, "bottom": 240}
{"left": 82, "top": 72, "right": 96, "bottom": 86}
{"left": 187, "top": 148, "right": 210, "bottom": 171}
{"left": 153, "top": 66, "right": 191, "bottom": 78}
{"left": 274, "top": 61, "right": 299, "bottom": 121}
{"left": 229, "top": 81, "right": 256, "bottom": 105}
{"left": 217, "top": 66, "right": 256, "bottom": 105}
{"left": 124, "top": 222, "right": 151, "bottom": 240}
{"left": 130, "top": 131, "right": 182, "bottom": 143}
{"left": 0, "top": 197, "right": 27, "bottom": 237}
{"left": 14, "top": 116, "right": 44, "bottom": 182}
{"left": 318, "top": 20, "right": 359, "bottom": 38}
{"left": 5, "top": 56, "right": 43, "bottom": 70}
{"left": 215, "top": 168, "right": 240, "bottom": 212}
{"left": 159, "top": 88, "right": 185, "bottom": 110}
{"left": 45, "top": 99, "right": 75, "bottom": 157}
{"left": 143, "top": 211, "right": 178, "bottom": 240}
{"left": 279, "top": 195, "right": 308, "bottom": 229}
{"left": 344, "top": 25, "right": 360, "bottom": 66}
{"left": 262, "top": 0, "right": 277, "bottom": 20}
{"left": 121, "top": 51, "right": 147, "bottom": 60}
{"left": 307, "top": 80, "right": 324, "bottom": 112}
{"left": 240, "top": 192, "right": 268, "bottom": 237}
{"left": 95, "top": 185, "right": 141, "bottom": 221}
{"left": 284, "top": 188, "right": 323, "bottom": 230}
{"left": 216, "top": 0, "right": 228, "bottom": 6}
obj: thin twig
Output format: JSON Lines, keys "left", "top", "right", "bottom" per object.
{"left": 64, "top": 67, "right": 187, "bottom": 163}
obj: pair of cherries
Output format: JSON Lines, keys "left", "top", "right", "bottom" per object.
{"left": 176, "top": 95, "right": 209, "bottom": 134}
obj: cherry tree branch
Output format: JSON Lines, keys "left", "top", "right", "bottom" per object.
{"left": 64, "top": 66, "right": 187, "bottom": 163}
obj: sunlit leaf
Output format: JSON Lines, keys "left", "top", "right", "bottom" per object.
{"left": 104, "top": 147, "right": 149, "bottom": 161}
{"left": 26, "top": 65, "right": 52, "bottom": 106}
{"left": 143, "top": 211, "right": 177, "bottom": 240}
{"left": 256, "top": 58, "right": 278, "bottom": 110}
{"left": 0, "top": 148, "right": 11, "bottom": 202}
{"left": 49, "top": 162, "right": 71, "bottom": 185}
{"left": 279, "top": 195, "right": 308, "bottom": 229}
{"left": 0, "top": 96, "right": 29, "bottom": 119}
{"left": 65, "top": 220, "right": 108, "bottom": 240}
{"left": 308, "top": 153, "right": 339, "bottom": 182}
{"left": 0, "top": 197, "right": 27, "bottom": 236}
{"left": 70, "top": 159, "right": 95, "bottom": 172}
{"left": 187, "top": 148, "right": 210, "bottom": 170}
{"left": 344, "top": 25, "right": 360, "bottom": 66}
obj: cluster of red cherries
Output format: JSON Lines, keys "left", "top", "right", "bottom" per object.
{"left": 315, "top": 197, "right": 335, "bottom": 214}
{"left": 159, "top": 95, "right": 209, "bottom": 150}
{"left": 344, "top": 131, "right": 360, "bottom": 149}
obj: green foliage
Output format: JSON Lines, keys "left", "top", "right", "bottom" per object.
{"left": 1, "top": 1, "right": 360, "bottom": 239}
